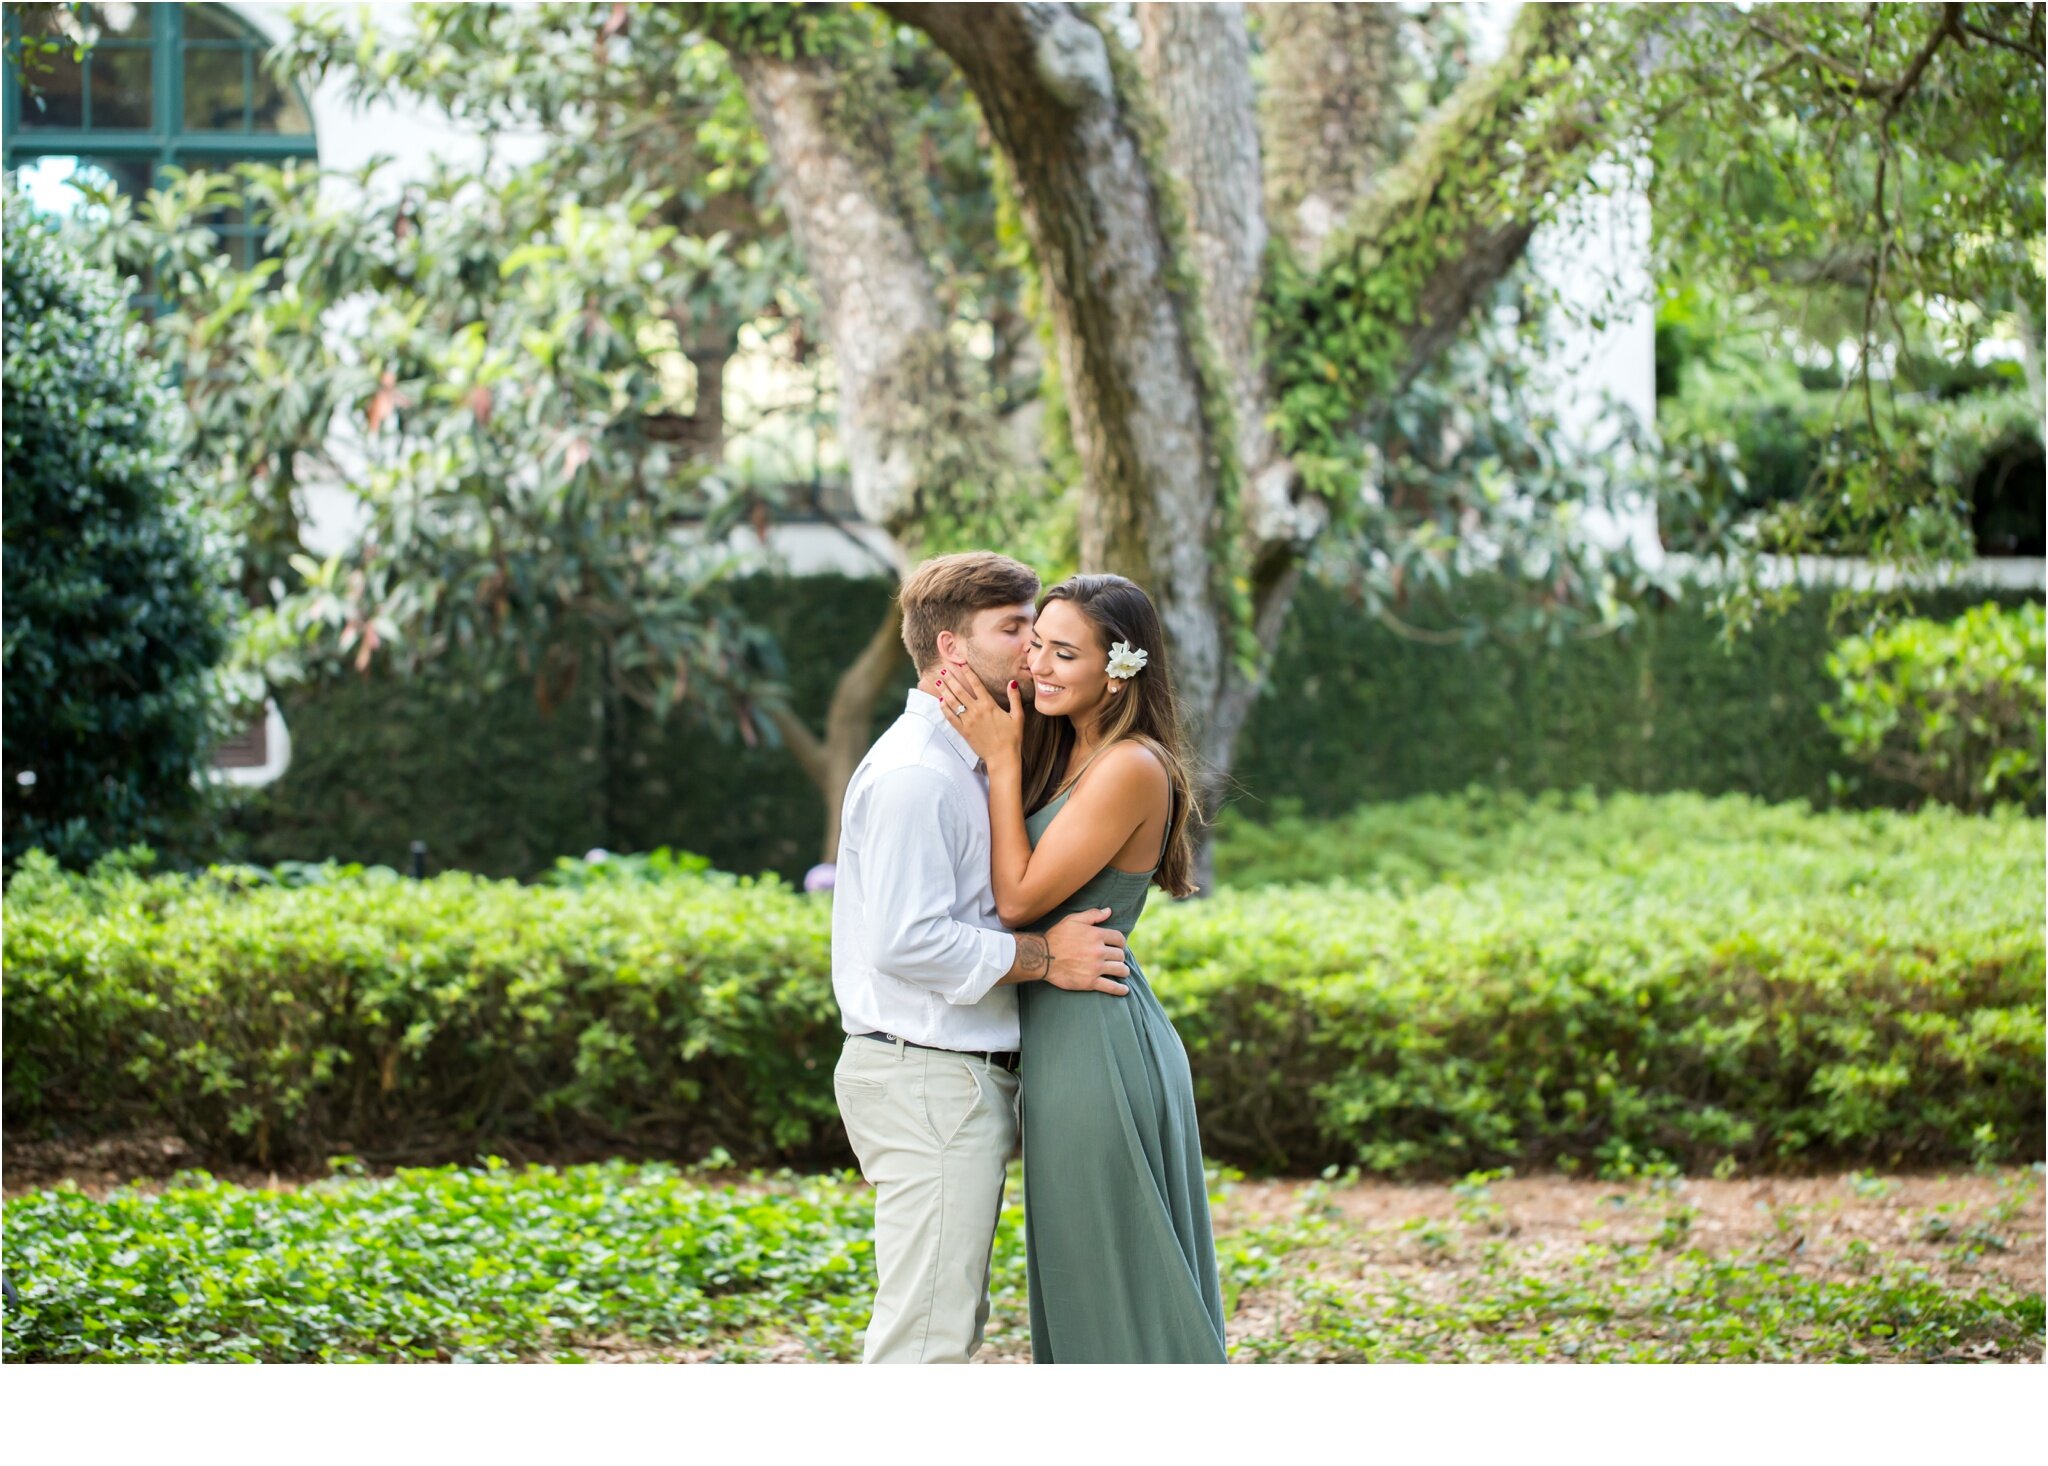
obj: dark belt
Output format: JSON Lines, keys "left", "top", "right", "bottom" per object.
{"left": 854, "top": 1030, "right": 1021, "bottom": 1073}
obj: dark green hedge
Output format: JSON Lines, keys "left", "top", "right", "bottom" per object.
{"left": 6, "top": 797, "right": 2041, "bottom": 1176}
{"left": 1234, "top": 576, "right": 2044, "bottom": 816}
{"left": 225, "top": 573, "right": 2040, "bottom": 880}
{"left": 229, "top": 576, "right": 912, "bottom": 879}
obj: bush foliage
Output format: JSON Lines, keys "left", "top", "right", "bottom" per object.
{"left": 1, "top": 190, "right": 236, "bottom": 869}
{"left": 6, "top": 794, "right": 2039, "bottom": 1176}
{"left": 1822, "top": 601, "right": 2045, "bottom": 814}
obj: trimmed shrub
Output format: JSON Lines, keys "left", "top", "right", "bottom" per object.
{"left": 5, "top": 794, "right": 2039, "bottom": 1175}
{"left": 1212, "top": 785, "right": 1999, "bottom": 890}
{"left": 2, "top": 190, "right": 236, "bottom": 869}
{"left": 1822, "top": 601, "right": 2045, "bottom": 813}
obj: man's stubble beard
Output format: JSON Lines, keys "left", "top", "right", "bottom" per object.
{"left": 961, "top": 641, "right": 1032, "bottom": 713}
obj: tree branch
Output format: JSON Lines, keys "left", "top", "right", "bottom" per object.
{"left": 765, "top": 703, "right": 829, "bottom": 787}
{"left": 1746, "top": 14, "right": 1896, "bottom": 97}
{"left": 1881, "top": 4, "right": 1964, "bottom": 123}
{"left": 1747, "top": 2, "right": 1965, "bottom": 107}
{"left": 1253, "top": 1, "right": 1408, "bottom": 264}
{"left": 1278, "top": 0, "right": 1612, "bottom": 444}
{"left": 825, "top": 598, "right": 907, "bottom": 759}
{"left": 1960, "top": 17, "right": 2043, "bottom": 64}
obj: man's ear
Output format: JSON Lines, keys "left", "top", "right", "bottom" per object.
{"left": 934, "top": 627, "right": 960, "bottom": 665}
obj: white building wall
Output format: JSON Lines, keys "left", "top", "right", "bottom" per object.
{"left": 1473, "top": 1, "right": 1664, "bottom": 566}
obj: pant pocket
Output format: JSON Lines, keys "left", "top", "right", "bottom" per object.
{"left": 920, "top": 1056, "right": 986, "bottom": 1149}
{"left": 835, "top": 1047, "right": 892, "bottom": 1178}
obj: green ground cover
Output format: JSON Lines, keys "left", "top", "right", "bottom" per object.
{"left": 4, "top": 1161, "right": 2039, "bottom": 1363}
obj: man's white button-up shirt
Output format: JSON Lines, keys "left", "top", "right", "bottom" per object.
{"left": 831, "top": 688, "right": 1021, "bottom": 1051}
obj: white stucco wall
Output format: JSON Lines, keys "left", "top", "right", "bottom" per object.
{"left": 1472, "top": 1, "right": 1664, "bottom": 566}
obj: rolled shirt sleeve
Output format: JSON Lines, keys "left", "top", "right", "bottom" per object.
{"left": 858, "top": 766, "right": 1019, "bottom": 1005}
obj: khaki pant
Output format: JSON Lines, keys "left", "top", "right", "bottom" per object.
{"left": 834, "top": 1034, "right": 1022, "bottom": 1363}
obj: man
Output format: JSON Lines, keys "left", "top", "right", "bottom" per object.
{"left": 831, "top": 551, "right": 1133, "bottom": 1364}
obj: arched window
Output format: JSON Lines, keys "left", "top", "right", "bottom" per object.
{"left": 3, "top": 2, "right": 316, "bottom": 264}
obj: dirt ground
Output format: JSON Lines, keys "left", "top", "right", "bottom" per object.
{"left": 1222, "top": 1169, "right": 2045, "bottom": 1297}
{"left": 4, "top": 1129, "right": 325, "bottom": 1198}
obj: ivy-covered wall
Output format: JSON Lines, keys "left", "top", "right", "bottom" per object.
{"left": 228, "top": 574, "right": 2041, "bottom": 880}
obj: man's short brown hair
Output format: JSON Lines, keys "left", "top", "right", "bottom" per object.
{"left": 897, "top": 551, "right": 1041, "bottom": 671}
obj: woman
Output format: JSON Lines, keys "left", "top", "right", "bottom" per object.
{"left": 936, "top": 573, "right": 1226, "bottom": 1364}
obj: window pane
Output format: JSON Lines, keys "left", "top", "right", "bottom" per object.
{"left": 10, "top": 3, "right": 85, "bottom": 129}
{"left": 84, "top": 152, "right": 155, "bottom": 199}
{"left": 183, "top": 43, "right": 245, "bottom": 131}
{"left": 180, "top": 5, "right": 243, "bottom": 44}
{"left": 89, "top": 44, "right": 151, "bottom": 128}
{"left": 198, "top": 195, "right": 246, "bottom": 235}
{"left": 84, "top": 2, "right": 151, "bottom": 39}
{"left": 251, "top": 72, "right": 311, "bottom": 135}
{"left": 13, "top": 154, "right": 154, "bottom": 212}
{"left": 13, "top": 154, "right": 103, "bottom": 217}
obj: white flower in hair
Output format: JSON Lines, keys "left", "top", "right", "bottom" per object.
{"left": 1105, "top": 640, "right": 1149, "bottom": 680}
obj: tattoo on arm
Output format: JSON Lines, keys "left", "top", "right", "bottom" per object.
{"left": 1006, "top": 934, "right": 1049, "bottom": 983}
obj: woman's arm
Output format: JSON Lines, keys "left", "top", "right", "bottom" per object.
{"left": 987, "top": 743, "right": 1167, "bottom": 926}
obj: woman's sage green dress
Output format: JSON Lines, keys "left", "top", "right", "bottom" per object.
{"left": 1017, "top": 787, "right": 1227, "bottom": 1364}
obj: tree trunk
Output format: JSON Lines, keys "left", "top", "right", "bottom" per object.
{"left": 766, "top": 600, "right": 907, "bottom": 858}
{"left": 683, "top": 336, "right": 728, "bottom": 463}
{"left": 894, "top": 3, "right": 1239, "bottom": 778}
{"left": 894, "top": 2, "right": 1611, "bottom": 879}
{"left": 730, "top": 49, "right": 957, "bottom": 532}
{"left": 1254, "top": 1, "right": 1409, "bottom": 265}
{"left": 735, "top": 45, "right": 1015, "bottom": 858}
{"left": 1132, "top": 4, "right": 1327, "bottom": 829}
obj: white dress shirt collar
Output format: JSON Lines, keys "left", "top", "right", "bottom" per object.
{"left": 905, "top": 687, "right": 984, "bottom": 774}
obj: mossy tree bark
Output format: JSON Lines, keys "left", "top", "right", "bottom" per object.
{"left": 878, "top": 3, "right": 1604, "bottom": 875}
{"left": 733, "top": 45, "right": 1024, "bottom": 859}
{"left": 891, "top": 3, "right": 1244, "bottom": 826}
{"left": 1253, "top": 1, "right": 1409, "bottom": 266}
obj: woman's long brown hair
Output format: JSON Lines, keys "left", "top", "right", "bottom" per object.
{"left": 1019, "top": 575, "right": 1202, "bottom": 898}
